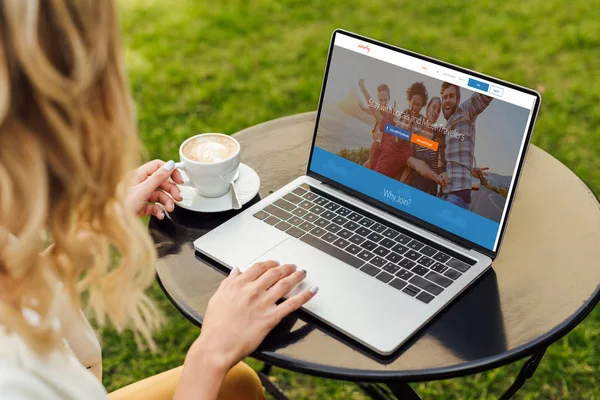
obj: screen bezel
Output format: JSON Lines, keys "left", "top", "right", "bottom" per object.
{"left": 306, "top": 29, "right": 541, "bottom": 259}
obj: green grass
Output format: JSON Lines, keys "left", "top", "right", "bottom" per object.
{"left": 102, "top": 0, "right": 600, "bottom": 398}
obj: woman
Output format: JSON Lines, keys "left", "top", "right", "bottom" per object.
{"left": 405, "top": 96, "right": 446, "bottom": 195}
{"left": 0, "top": 2, "right": 316, "bottom": 400}
{"left": 357, "top": 80, "right": 395, "bottom": 169}
{"left": 375, "top": 82, "right": 428, "bottom": 179}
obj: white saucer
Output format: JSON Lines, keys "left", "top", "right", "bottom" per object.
{"left": 175, "top": 163, "right": 260, "bottom": 213}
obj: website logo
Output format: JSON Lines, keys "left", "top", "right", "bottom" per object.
{"left": 358, "top": 44, "right": 370, "bottom": 53}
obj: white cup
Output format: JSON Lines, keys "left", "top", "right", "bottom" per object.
{"left": 175, "top": 133, "right": 241, "bottom": 198}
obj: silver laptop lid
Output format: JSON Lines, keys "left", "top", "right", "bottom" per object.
{"left": 306, "top": 30, "right": 541, "bottom": 258}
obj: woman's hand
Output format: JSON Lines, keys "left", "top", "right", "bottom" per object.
{"left": 125, "top": 159, "right": 184, "bottom": 219}
{"left": 175, "top": 261, "right": 317, "bottom": 400}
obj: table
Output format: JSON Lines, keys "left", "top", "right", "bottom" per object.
{"left": 151, "top": 112, "right": 600, "bottom": 399}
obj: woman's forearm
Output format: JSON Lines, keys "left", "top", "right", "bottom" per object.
{"left": 174, "top": 338, "right": 229, "bottom": 400}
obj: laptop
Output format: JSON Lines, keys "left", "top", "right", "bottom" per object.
{"left": 194, "top": 29, "right": 541, "bottom": 355}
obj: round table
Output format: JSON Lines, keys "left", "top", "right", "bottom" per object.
{"left": 151, "top": 112, "right": 600, "bottom": 399}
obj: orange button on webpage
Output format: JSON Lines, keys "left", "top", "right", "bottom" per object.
{"left": 410, "top": 133, "right": 439, "bottom": 151}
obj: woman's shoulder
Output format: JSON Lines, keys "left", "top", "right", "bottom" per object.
{"left": 0, "top": 328, "right": 107, "bottom": 400}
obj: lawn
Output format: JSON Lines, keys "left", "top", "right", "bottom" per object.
{"left": 102, "top": 0, "right": 600, "bottom": 398}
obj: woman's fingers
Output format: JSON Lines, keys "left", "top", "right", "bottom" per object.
{"left": 144, "top": 203, "right": 165, "bottom": 220}
{"left": 148, "top": 190, "right": 175, "bottom": 212}
{"left": 265, "top": 269, "right": 307, "bottom": 303}
{"left": 273, "top": 286, "right": 318, "bottom": 320}
{"left": 255, "top": 263, "right": 298, "bottom": 291}
{"left": 240, "top": 260, "right": 280, "bottom": 282}
{"left": 159, "top": 180, "right": 183, "bottom": 202}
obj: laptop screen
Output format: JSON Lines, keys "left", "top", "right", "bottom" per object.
{"left": 308, "top": 31, "right": 539, "bottom": 253}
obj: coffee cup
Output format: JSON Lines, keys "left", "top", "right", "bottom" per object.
{"left": 175, "top": 133, "right": 240, "bottom": 198}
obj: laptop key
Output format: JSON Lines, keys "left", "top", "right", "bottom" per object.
{"left": 358, "top": 217, "right": 375, "bottom": 228}
{"left": 304, "top": 213, "right": 319, "bottom": 223}
{"left": 314, "top": 218, "right": 330, "bottom": 228}
{"left": 298, "top": 200, "right": 314, "bottom": 210}
{"left": 346, "top": 212, "right": 362, "bottom": 222}
{"left": 314, "top": 197, "right": 329, "bottom": 206}
{"left": 310, "top": 227, "right": 327, "bottom": 237}
{"left": 324, "top": 202, "right": 340, "bottom": 211}
{"left": 288, "top": 216, "right": 303, "bottom": 226}
{"left": 389, "top": 278, "right": 408, "bottom": 291}
{"left": 332, "top": 216, "right": 348, "bottom": 226}
{"left": 405, "top": 250, "right": 421, "bottom": 261}
{"left": 445, "top": 269, "right": 462, "bottom": 280}
{"left": 416, "top": 292, "right": 435, "bottom": 304}
{"left": 309, "top": 205, "right": 326, "bottom": 215}
{"left": 360, "top": 264, "right": 380, "bottom": 276}
{"left": 343, "top": 221, "right": 360, "bottom": 231}
{"left": 373, "top": 246, "right": 390, "bottom": 257}
{"left": 433, "top": 252, "right": 451, "bottom": 263}
{"left": 370, "top": 256, "right": 387, "bottom": 268}
{"left": 420, "top": 246, "right": 437, "bottom": 257}
{"left": 399, "top": 258, "right": 416, "bottom": 269}
{"left": 303, "top": 192, "right": 318, "bottom": 201}
{"left": 379, "top": 238, "right": 396, "bottom": 249}
{"left": 283, "top": 193, "right": 303, "bottom": 204}
{"left": 355, "top": 227, "right": 371, "bottom": 237}
{"left": 431, "top": 262, "right": 448, "bottom": 273}
{"left": 417, "top": 256, "right": 435, "bottom": 267}
{"left": 370, "top": 223, "right": 387, "bottom": 233}
{"left": 396, "top": 269, "right": 414, "bottom": 281}
{"left": 447, "top": 258, "right": 471, "bottom": 272}
{"left": 291, "top": 208, "right": 309, "bottom": 217}
{"left": 321, "top": 210, "right": 336, "bottom": 220}
{"left": 403, "top": 285, "right": 420, "bottom": 297}
{"left": 396, "top": 234, "right": 412, "bottom": 245}
{"left": 409, "top": 276, "right": 443, "bottom": 295}
{"left": 408, "top": 240, "right": 425, "bottom": 251}
{"left": 367, "top": 232, "right": 384, "bottom": 242}
{"left": 385, "top": 252, "right": 402, "bottom": 264}
{"left": 264, "top": 205, "right": 292, "bottom": 220}
{"left": 346, "top": 244, "right": 362, "bottom": 255}
{"left": 411, "top": 265, "right": 429, "bottom": 276}
{"left": 360, "top": 240, "right": 377, "bottom": 251}
{"left": 383, "top": 263, "right": 400, "bottom": 275}
{"left": 321, "top": 232, "right": 337, "bottom": 243}
{"left": 333, "top": 238, "right": 350, "bottom": 249}
{"left": 275, "top": 221, "right": 292, "bottom": 231}
{"left": 274, "top": 198, "right": 296, "bottom": 211}
{"left": 286, "top": 226, "right": 305, "bottom": 238}
{"left": 338, "top": 229, "right": 353, "bottom": 239}
{"left": 337, "top": 207, "right": 351, "bottom": 217}
{"left": 376, "top": 271, "right": 394, "bottom": 283}
{"left": 253, "top": 210, "right": 269, "bottom": 220}
{"left": 382, "top": 228, "right": 399, "bottom": 239}
{"left": 349, "top": 234, "right": 366, "bottom": 245}
{"left": 298, "top": 221, "right": 315, "bottom": 232}
{"left": 325, "top": 223, "right": 342, "bottom": 233}
{"left": 391, "top": 243, "right": 409, "bottom": 255}
{"left": 300, "top": 234, "right": 364, "bottom": 268}
{"left": 425, "top": 271, "right": 452, "bottom": 288}
{"left": 264, "top": 216, "right": 280, "bottom": 225}
{"left": 357, "top": 250, "right": 375, "bottom": 262}
{"left": 292, "top": 187, "right": 307, "bottom": 196}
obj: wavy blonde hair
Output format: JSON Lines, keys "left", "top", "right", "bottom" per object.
{"left": 0, "top": 0, "right": 161, "bottom": 353}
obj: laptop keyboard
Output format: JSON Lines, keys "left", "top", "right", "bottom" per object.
{"left": 253, "top": 185, "right": 473, "bottom": 304}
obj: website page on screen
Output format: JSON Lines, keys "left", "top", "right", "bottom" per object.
{"left": 309, "top": 33, "right": 537, "bottom": 251}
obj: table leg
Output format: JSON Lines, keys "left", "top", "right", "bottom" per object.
{"left": 258, "top": 363, "right": 291, "bottom": 400}
{"left": 499, "top": 347, "right": 547, "bottom": 400}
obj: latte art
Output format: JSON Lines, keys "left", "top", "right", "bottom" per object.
{"left": 183, "top": 135, "right": 237, "bottom": 163}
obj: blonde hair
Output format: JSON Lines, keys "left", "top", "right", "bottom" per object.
{"left": 0, "top": 0, "right": 162, "bottom": 353}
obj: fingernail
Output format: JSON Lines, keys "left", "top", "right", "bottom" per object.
{"left": 163, "top": 160, "right": 175, "bottom": 171}
{"left": 289, "top": 264, "right": 297, "bottom": 271}
{"left": 160, "top": 212, "right": 165, "bottom": 219}
{"left": 273, "top": 260, "right": 280, "bottom": 266}
{"left": 301, "top": 269, "right": 307, "bottom": 276}
{"left": 310, "top": 286, "right": 319, "bottom": 294}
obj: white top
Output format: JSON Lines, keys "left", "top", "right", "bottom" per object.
{"left": 0, "top": 289, "right": 107, "bottom": 399}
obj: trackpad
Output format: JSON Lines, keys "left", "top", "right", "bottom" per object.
{"left": 243, "top": 238, "right": 422, "bottom": 353}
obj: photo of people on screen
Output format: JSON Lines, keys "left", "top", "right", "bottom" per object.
{"left": 315, "top": 46, "right": 531, "bottom": 223}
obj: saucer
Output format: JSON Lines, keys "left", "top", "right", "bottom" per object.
{"left": 175, "top": 163, "right": 260, "bottom": 213}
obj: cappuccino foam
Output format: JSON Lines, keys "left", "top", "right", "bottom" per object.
{"left": 183, "top": 135, "right": 237, "bottom": 163}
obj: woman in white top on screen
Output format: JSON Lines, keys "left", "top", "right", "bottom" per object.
{"left": 0, "top": 1, "right": 317, "bottom": 399}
